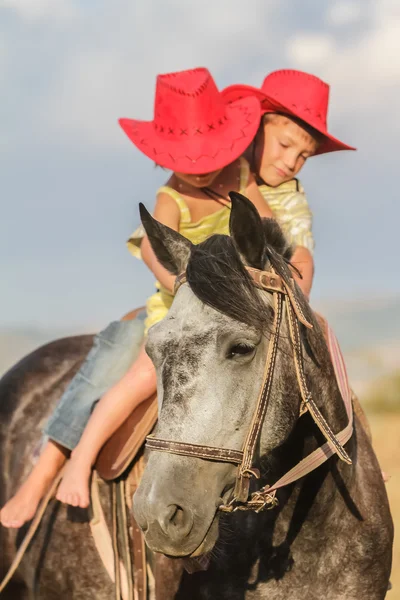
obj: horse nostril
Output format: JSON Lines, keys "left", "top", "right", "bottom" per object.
{"left": 170, "top": 504, "right": 183, "bottom": 527}
{"left": 160, "top": 504, "right": 194, "bottom": 540}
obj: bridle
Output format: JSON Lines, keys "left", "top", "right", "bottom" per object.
{"left": 146, "top": 267, "right": 353, "bottom": 513}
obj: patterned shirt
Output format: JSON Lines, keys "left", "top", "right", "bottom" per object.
{"left": 259, "top": 179, "right": 314, "bottom": 255}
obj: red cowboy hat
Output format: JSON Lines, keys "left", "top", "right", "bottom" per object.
{"left": 222, "top": 69, "right": 356, "bottom": 155}
{"left": 119, "top": 68, "right": 261, "bottom": 174}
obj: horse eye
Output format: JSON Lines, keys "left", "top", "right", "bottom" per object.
{"left": 227, "top": 343, "right": 255, "bottom": 359}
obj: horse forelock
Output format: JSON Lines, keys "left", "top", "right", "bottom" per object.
{"left": 186, "top": 234, "right": 273, "bottom": 331}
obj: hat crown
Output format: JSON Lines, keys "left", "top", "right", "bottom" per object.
{"left": 119, "top": 67, "right": 262, "bottom": 173}
{"left": 153, "top": 68, "right": 226, "bottom": 136}
{"left": 261, "top": 70, "right": 330, "bottom": 129}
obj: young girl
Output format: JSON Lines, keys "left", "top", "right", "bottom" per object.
{"left": 1, "top": 67, "right": 274, "bottom": 526}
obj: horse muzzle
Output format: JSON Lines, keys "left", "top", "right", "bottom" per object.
{"left": 132, "top": 453, "right": 230, "bottom": 556}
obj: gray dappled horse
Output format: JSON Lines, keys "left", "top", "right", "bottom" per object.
{"left": 0, "top": 193, "right": 393, "bottom": 599}
{"left": 133, "top": 193, "right": 393, "bottom": 599}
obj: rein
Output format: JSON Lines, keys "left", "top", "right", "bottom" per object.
{"left": 146, "top": 268, "right": 353, "bottom": 513}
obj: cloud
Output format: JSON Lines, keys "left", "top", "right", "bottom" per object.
{"left": 286, "top": 34, "right": 336, "bottom": 68}
{"left": 326, "top": 1, "right": 363, "bottom": 26}
{"left": 31, "top": 0, "right": 279, "bottom": 149}
{"left": 1, "top": 0, "right": 79, "bottom": 21}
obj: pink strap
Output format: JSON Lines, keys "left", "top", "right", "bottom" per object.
{"left": 267, "top": 324, "right": 353, "bottom": 493}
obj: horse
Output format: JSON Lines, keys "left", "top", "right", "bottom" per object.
{"left": 132, "top": 192, "right": 393, "bottom": 599}
{"left": 0, "top": 193, "right": 393, "bottom": 599}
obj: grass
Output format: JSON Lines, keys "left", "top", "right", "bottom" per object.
{"left": 363, "top": 370, "right": 400, "bottom": 414}
{"left": 368, "top": 413, "right": 400, "bottom": 598}
{"left": 360, "top": 370, "right": 399, "bottom": 595}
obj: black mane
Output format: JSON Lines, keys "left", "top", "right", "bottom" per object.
{"left": 186, "top": 234, "right": 269, "bottom": 329}
{"left": 186, "top": 218, "right": 315, "bottom": 332}
{"left": 186, "top": 218, "right": 297, "bottom": 329}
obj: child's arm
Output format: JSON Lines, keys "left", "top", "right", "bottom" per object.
{"left": 291, "top": 246, "right": 314, "bottom": 301}
{"left": 141, "top": 192, "right": 181, "bottom": 293}
{"left": 246, "top": 173, "right": 314, "bottom": 299}
{"left": 282, "top": 187, "right": 315, "bottom": 300}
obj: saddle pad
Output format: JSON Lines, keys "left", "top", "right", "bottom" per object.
{"left": 96, "top": 394, "right": 158, "bottom": 481}
{"left": 315, "top": 312, "right": 352, "bottom": 411}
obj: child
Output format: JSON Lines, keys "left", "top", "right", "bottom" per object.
{"left": 222, "top": 69, "right": 356, "bottom": 300}
{"left": 1, "top": 67, "right": 273, "bottom": 526}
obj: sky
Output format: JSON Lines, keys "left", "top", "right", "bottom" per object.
{"left": 1, "top": 0, "right": 400, "bottom": 333}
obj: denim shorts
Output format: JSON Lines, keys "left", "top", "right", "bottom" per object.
{"left": 44, "top": 316, "right": 145, "bottom": 451}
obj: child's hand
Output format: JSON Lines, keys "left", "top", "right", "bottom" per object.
{"left": 291, "top": 246, "right": 314, "bottom": 301}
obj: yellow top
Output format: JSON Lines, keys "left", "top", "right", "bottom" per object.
{"left": 258, "top": 179, "right": 315, "bottom": 255}
{"left": 127, "top": 168, "right": 315, "bottom": 334}
{"left": 128, "top": 157, "right": 249, "bottom": 333}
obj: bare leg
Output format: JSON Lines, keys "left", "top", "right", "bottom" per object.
{"left": 0, "top": 441, "right": 68, "bottom": 528}
{"left": 56, "top": 344, "right": 156, "bottom": 508}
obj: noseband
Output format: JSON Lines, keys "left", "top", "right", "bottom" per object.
{"left": 146, "top": 267, "right": 353, "bottom": 513}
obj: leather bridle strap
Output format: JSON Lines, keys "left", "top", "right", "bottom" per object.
{"left": 285, "top": 299, "right": 352, "bottom": 464}
{"left": 246, "top": 268, "right": 313, "bottom": 330}
{"left": 221, "top": 322, "right": 354, "bottom": 513}
{"left": 233, "top": 290, "right": 283, "bottom": 502}
{"left": 145, "top": 438, "right": 243, "bottom": 465}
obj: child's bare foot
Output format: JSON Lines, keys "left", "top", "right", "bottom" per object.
{"left": 55, "top": 454, "right": 92, "bottom": 508}
{"left": 1, "top": 472, "right": 53, "bottom": 528}
{"left": 1, "top": 441, "right": 67, "bottom": 529}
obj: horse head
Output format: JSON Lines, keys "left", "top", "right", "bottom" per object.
{"left": 133, "top": 192, "right": 339, "bottom": 558}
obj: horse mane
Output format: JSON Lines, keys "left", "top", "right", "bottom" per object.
{"left": 185, "top": 219, "right": 296, "bottom": 330}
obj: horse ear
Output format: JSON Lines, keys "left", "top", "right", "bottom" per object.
{"left": 228, "top": 192, "right": 266, "bottom": 269}
{"left": 139, "top": 203, "right": 192, "bottom": 275}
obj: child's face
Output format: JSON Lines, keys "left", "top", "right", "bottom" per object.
{"left": 175, "top": 169, "right": 222, "bottom": 189}
{"left": 256, "top": 115, "right": 319, "bottom": 187}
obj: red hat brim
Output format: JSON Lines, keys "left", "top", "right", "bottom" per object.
{"left": 221, "top": 84, "right": 356, "bottom": 156}
{"left": 119, "top": 96, "right": 261, "bottom": 174}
